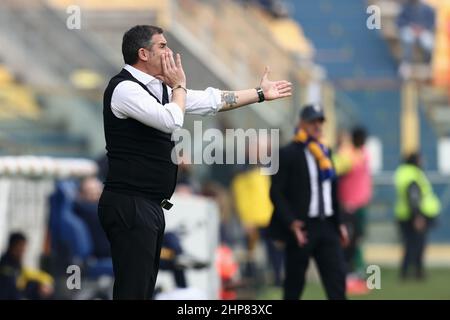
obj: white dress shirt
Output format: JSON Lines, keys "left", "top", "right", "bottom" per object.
{"left": 305, "top": 149, "right": 333, "bottom": 218}
{"left": 111, "top": 64, "right": 222, "bottom": 133}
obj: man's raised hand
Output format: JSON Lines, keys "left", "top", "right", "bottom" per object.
{"left": 158, "top": 52, "right": 186, "bottom": 88}
{"left": 260, "top": 66, "right": 292, "bottom": 101}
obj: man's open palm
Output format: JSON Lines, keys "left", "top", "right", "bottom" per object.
{"left": 260, "top": 66, "right": 293, "bottom": 101}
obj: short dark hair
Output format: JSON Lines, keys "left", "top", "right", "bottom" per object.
{"left": 351, "top": 126, "right": 367, "bottom": 148}
{"left": 7, "top": 232, "right": 27, "bottom": 250}
{"left": 122, "top": 25, "right": 164, "bottom": 65}
{"left": 404, "top": 152, "right": 421, "bottom": 167}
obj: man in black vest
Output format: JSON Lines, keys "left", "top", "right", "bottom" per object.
{"left": 269, "top": 104, "right": 349, "bottom": 300}
{"left": 99, "top": 25, "right": 292, "bottom": 300}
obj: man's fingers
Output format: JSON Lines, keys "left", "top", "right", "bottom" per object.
{"left": 276, "top": 81, "right": 292, "bottom": 89}
{"left": 340, "top": 232, "right": 349, "bottom": 247}
{"left": 169, "top": 52, "right": 177, "bottom": 69}
{"left": 276, "top": 80, "right": 291, "bottom": 86}
{"left": 278, "top": 90, "right": 292, "bottom": 96}
{"left": 278, "top": 86, "right": 292, "bottom": 94}
{"left": 295, "top": 232, "right": 303, "bottom": 247}
{"left": 295, "top": 229, "right": 308, "bottom": 247}
{"left": 278, "top": 92, "right": 292, "bottom": 98}
{"left": 165, "top": 53, "right": 173, "bottom": 72}
{"left": 262, "top": 66, "right": 270, "bottom": 81}
{"left": 298, "top": 237, "right": 307, "bottom": 247}
{"left": 274, "top": 81, "right": 292, "bottom": 97}
{"left": 277, "top": 85, "right": 292, "bottom": 92}
{"left": 161, "top": 53, "right": 168, "bottom": 74}
{"left": 176, "top": 53, "right": 182, "bottom": 69}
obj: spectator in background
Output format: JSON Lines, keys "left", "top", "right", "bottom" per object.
{"left": 334, "top": 127, "right": 372, "bottom": 295}
{"left": 175, "top": 155, "right": 201, "bottom": 195}
{"left": 231, "top": 136, "right": 283, "bottom": 287}
{"left": 201, "top": 180, "right": 244, "bottom": 299}
{"left": 159, "top": 231, "right": 209, "bottom": 290}
{"left": 0, "top": 232, "right": 54, "bottom": 300}
{"left": 397, "top": 0, "right": 436, "bottom": 78}
{"left": 73, "top": 176, "right": 110, "bottom": 259}
{"left": 269, "top": 104, "right": 349, "bottom": 300}
{"left": 208, "top": 117, "right": 239, "bottom": 189}
{"left": 201, "top": 181, "right": 235, "bottom": 245}
{"left": 159, "top": 232, "right": 188, "bottom": 290}
{"left": 394, "top": 152, "right": 440, "bottom": 280}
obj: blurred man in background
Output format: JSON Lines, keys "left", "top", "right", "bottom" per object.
{"left": 395, "top": 152, "right": 440, "bottom": 280}
{"left": 269, "top": 104, "right": 349, "bottom": 300}
{"left": 159, "top": 232, "right": 188, "bottom": 290}
{"left": 397, "top": 0, "right": 436, "bottom": 78}
{"left": 0, "top": 232, "right": 54, "bottom": 300}
{"left": 334, "top": 127, "right": 372, "bottom": 294}
{"left": 74, "top": 176, "right": 111, "bottom": 259}
{"left": 231, "top": 135, "right": 283, "bottom": 288}
{"left": 175, "top": 155, "right": 201, "bottom": 195}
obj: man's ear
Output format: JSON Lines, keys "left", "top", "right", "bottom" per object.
{"left": 137, "top": 48, "right": 148, "bottom": 62}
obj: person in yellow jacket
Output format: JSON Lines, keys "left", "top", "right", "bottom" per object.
{"left": 394, "top": 152, "right": 440, "bottom": 280}
{"left": 231, "top": 163, "right": 283, "bottom": 287}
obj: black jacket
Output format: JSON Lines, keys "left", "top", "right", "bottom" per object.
{"left": 268, "top": 142, "right": 341, "bottom": 241}
{"left": 0, "top": 253, "right": 21, "bottom": 300}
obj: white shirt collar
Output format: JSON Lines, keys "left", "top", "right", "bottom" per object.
{"left": 124, "top": 64, "right": 160, "bottom": 86}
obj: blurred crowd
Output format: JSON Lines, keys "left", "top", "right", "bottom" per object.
{"left": 397, "top": 0, "right": 436, "bottom": 79}
{"left": 0, "top": 121, "right": 441, "bottom": 300}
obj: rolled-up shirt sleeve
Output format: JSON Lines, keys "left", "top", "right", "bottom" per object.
{"left": 182, "top": 87, "right": 223, "bottom": 116}
{"left": 111, "top": 81, "right": 184, "bottom": 133}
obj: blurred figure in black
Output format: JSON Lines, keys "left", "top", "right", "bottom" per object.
{"left": 269, "top": 104, "right": 349, "bottom": 300}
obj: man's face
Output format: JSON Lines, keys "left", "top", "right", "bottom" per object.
{"left": 141, "top": 33, "right": 171, "bottom": 76}
{"left": 300, "top": 118, "right": 324, "bottom": 140}
{"left": 11, "top": 240, "right": 26, "bottom": 263}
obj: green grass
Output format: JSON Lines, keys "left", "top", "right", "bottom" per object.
{"left": 256, "top": 267, "right": 450, "bottom": 300}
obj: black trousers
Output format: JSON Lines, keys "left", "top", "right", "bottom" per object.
{"left": 399, "top": 220, "right": 429, "bottom": 279}
{"left": 98, "top": 190, "right": 165, "bottom": 300}
{"left": 342, "top": 208, "right": 366, "bottom": 273}
{"left": 283, "top": 218, "right": 346, "bottom": 300}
